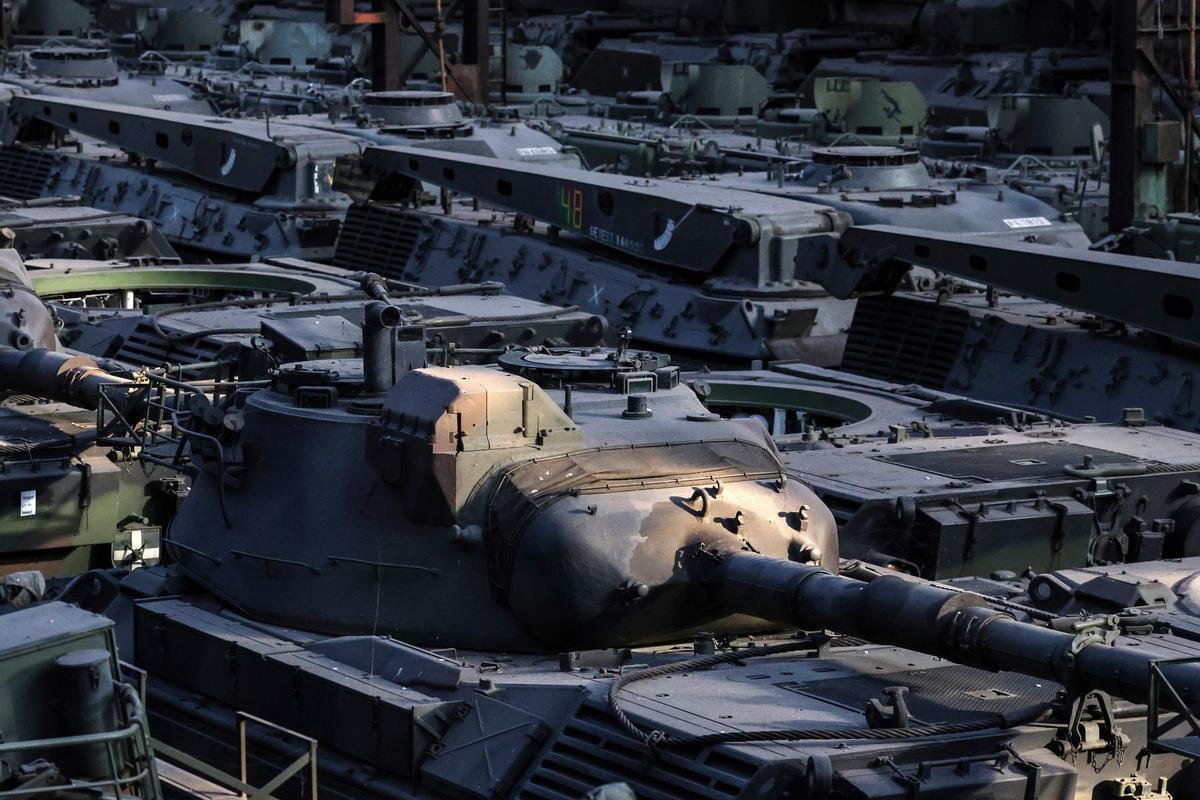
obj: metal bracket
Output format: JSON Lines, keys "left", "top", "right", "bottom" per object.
{"left": 1050, "top": 689, "right": 1128, "bottom": 763}
{"left": 864, "top": 686, "right": 912, "bottom": 730}
{"left": 1065, "top": 615, "right": 1121, "bottom": 659}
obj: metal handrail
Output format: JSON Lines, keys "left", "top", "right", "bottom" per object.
{"left": 0, "top": 722, "right": 143, "bottom": 753}
{"left": 149, "top": 712, "right": 318, "bottom": 800}
{"left": 996, "top": 153, "right": 1079, "bottom": 180}
{"left": 239, "top": 712, "right": 318, "bottom": 800}
{"left": 96, "top": 361, "right": 250, "bottom": 462}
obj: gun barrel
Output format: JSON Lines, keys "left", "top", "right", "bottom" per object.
{"left": 0, "top": 348, "right": 130, "bottom": 410}
{"left": 701, "top": 549, "right": 1200, "bottom": 708}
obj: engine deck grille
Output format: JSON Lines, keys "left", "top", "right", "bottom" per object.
{"left": 879, "top": 441, "right": 1142, "bottom": 482}
{"left": 519, "top": 704, "right": 757, "bottom": 800}
{"left": 111, "top": 321, "right": 224, "bottom": 370}
{"left": 778, "top": 663, "right": 1058, "bottom": 724}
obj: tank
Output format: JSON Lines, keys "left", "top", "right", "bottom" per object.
{"left": 337, "top": 142, "right": 1090, "bottom": 366}
{"left": 566, "top": 24, "right": 900, "bottom": 98}
{"left": 160, "top": 343, "right": 836, "bottom": 650}
{"left": 538, "top": 82, "right": 1092, "bottom": 251}
{"left": 0, "top": 92, "right": 365, "bottom": 261}
{"left": 918, "top": 93, "right": 1111, "bottom": 238}
{"left": 802, "top": 49, "right": 1108, "bottom": 130}
{"left": 700, "top": 144, "right": 1092, "bottom": 250}
{"left": 699, "top": 363, "right": 1200, "bottom": 577}
{"left": 0, "top": 246, "right": 182, "bottom": 577}
{"left": 79, "top": 338, "right": 1200, "bottom": 800}
{"left": 546, "top": 78, "right": 930, "bottom": 170}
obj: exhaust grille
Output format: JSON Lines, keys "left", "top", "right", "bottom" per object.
{"left": 332, "top": 204, "right": 423, "bottom": 280}
{"left": 0, "top": 147, "right": 58, "bottom": 200}
{"left": 841, "top": 295, "right": 969, "bottom": 388}
{"left": 111, "top": 321, "right": 224, "bottom": 369}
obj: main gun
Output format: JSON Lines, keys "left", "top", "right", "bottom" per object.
{"left": 690, "top": 545, "right": 1200, "bottom": 709}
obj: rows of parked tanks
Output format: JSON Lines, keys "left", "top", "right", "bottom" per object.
{"left": 5, "top": 2, "right": 1200, "bottom": 800}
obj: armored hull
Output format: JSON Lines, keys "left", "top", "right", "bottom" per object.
{"left": 0, "top": 92, "right": 579, "bottom": 261}
{"left": 116, "top": 590, "right": 1200, "bottom": 800}
{"left": 48, "top": 259, "right": 608, "bottom": 375}
{"left": 333, "top": 203, "right": 852, "bottom": 365}
{"left": 838, "top": 288, "right": 1200, "bottom": 426}
{"left": 0, "top": 200, "right": 177, "bottom": 261}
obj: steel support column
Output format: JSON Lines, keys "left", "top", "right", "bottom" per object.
{"left": 1108, "top": 0, "right": 1138, "bottom": 233}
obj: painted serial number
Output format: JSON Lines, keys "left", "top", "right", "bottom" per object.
{"left": 559, "top": 185, "right": 583, "bottom": 230}
{"left": 1002, "top": 216, "right": 1052, "bottom": 229}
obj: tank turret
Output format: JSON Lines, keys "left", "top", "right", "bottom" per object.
{"left": 0, "top": 249, "right": 58, "bottom": 354}
{"left": 0, "top": 246, "right": 131, "bottom": 409}
{"left": 167, "top": 341, "right": 837, "bottom": 651}
{"left": 27, "top": 48, "right": 120, "bottom": 87}
{"left": 359, "top": 91, "right": 467, "bottom": 130}
{"left": 797, "top": 146, "right": 933, "bottom": 191}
